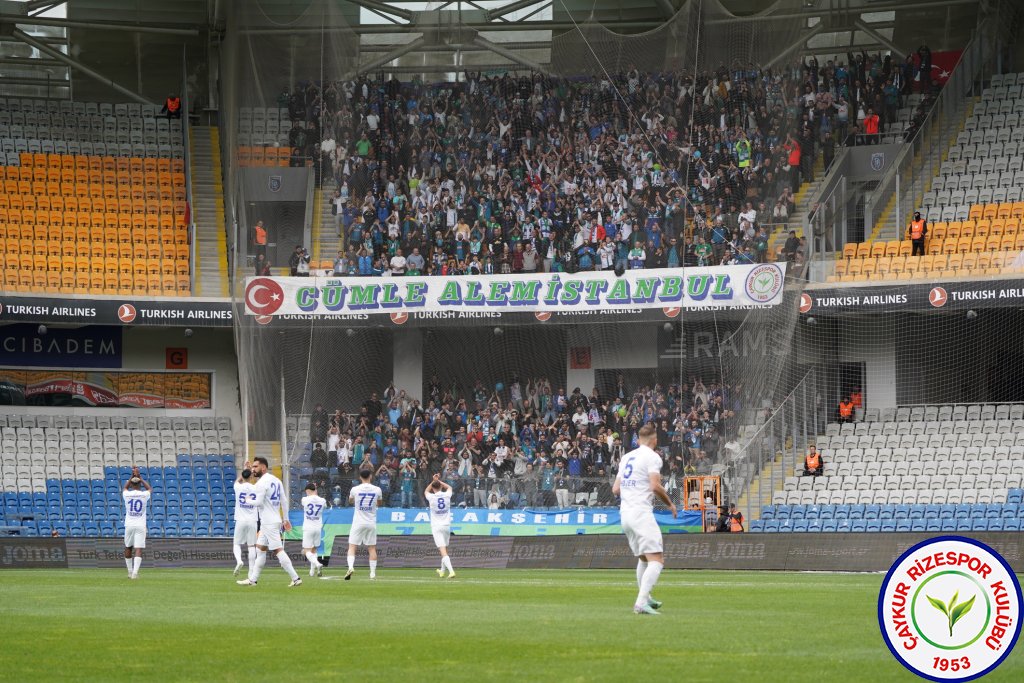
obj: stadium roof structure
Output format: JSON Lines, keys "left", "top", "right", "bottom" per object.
{"left": 0, "top": 0, "right": 994, "bottom": 94}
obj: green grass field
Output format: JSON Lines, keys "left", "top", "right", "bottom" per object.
{"left": 0, "top": 568, "right": 1020, "bottom": 682}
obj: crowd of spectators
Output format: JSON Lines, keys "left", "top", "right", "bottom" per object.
{"left": 267, "top": 60, "right": 847, "bottom": 275}
{"left": 298, "top": 374, "right": 746, "bottom": 510}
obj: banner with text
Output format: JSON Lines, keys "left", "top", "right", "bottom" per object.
{"left": 286, "top": 507, "right": 704, "bottom": 556}
{"left": 245, "top": 264, "right": 787, "bottom": 318}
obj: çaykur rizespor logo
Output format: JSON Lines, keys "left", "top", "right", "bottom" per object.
{"left": 744, "top": 264, "right": 784, "bottom": 303}
{"left": 879, "top": 536, "right": 1021, "bottom": 681}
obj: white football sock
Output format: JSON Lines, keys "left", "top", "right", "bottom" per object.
{"left": 247, "top": 546, "right": 256, "bottom": 568}
{"left": 125, "top": 558, "right": 133, "bottom": 574}
{"left": 441, "top": 556, "right": 453, "bottom": 573}
{"left": 637, "top": 561, "right": 663, "bottom": 606}
{"left": 636, "top": 560, "right": 648, "bottom": 589}
{"left": 132, "top": 556, "right": 142, "bottom": 575}
{"left": 305, "top": 551, "right": 318, "bottom": 567}
{"left": 250, "top": 550, "right": 267, "bottom": 582}
{"left": 369, "top": 560, "right": 377, "bottom": 577}
{"left": 347, "top": 553, "right": 355, "bottom": 572}
{"left": 277, "top": 551, "right": 299, "bottom": 581}
{"left": 233, "top": 544, "right": 243, "bottom": 565}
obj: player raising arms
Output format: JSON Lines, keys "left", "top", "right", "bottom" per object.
{"left": 123, "top": 466, "right": 152, "bottom": 580}
{"left": 232, "top": 462, "right": 258, "bottom": 577}
{"left": 345, "top": 466, "right": 382, "bottom": 580}
{"left": 612, "top": 423, "right": 677, "bottom": 615}
{"left": 300, "top": 482, "right": 326, "bottom": 577}
{"left": 236, "top": 456, "right": 302, "bottom": 587}
{"left": 424, "top": 474, "right": 455, "bottom": 578}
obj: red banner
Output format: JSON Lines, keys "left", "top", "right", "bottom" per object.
{"left": 925, "top": 50, "right": 962, "bottom": 86}
{"left": 165, "top": 397, "right": 211, "bottom": 409}
{"left": 118, "top": 392, "right": 166, "bottom": 409}
{"left": 24, "top": 379, "right": 119, "bottom": 406}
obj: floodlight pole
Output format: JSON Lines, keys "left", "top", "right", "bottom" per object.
{"left": 12, "top": 28, "right": 156, "bottom": 105}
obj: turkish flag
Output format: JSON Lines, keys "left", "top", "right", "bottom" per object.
{"left": 925, "top": 50, "right": 962, "bottom": 86}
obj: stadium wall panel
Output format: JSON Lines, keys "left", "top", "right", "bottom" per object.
{"left": 7, "top": 534, "right": 1021, "bottom": 572}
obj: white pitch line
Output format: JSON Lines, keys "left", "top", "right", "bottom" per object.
{"left": 342, "top": 576, "right": 874, "bottom": 589}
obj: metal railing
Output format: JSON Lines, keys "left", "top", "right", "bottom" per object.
{"left": 731, "top": 367, "right": 822, "bottom": 517}
{"left": 862, "top": 19, "right": 997, "bottom": 242}
{"left": 181, "top": 47, "right": 197, "bottom": 296}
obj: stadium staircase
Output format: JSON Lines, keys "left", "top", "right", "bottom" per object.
{"left": 311, "top": 180, "right": 339, "bottom": 272}
{"left": 190, "top": 125, "right": 229, "bottom": 296}
{"left": 749, "top": 404, "right": 1024, "bottom": 532}
{"left": 766, "top": 156, "right": 824, "bottom": 258}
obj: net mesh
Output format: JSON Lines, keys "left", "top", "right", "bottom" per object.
{"left": 227, "top": 0, "right": 1019, "bottom": 528}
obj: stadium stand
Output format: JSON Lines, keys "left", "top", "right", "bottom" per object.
{"left": 0, "top": 415, "right": 235, "bottom": 537}
{"left": 0, "top": 99, "right": 191, "bottom": 295}
{"left": 750, "top": 404, "right": 1024, "bottom": 532}
{"left": 829, "top": 73, "right": 1024, "bottom": 282}
{"left": 252, "top": 67, "right": 837, "bottom": 276}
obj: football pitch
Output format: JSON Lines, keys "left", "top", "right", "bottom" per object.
{"left": 1, "top": 569, "right": 1020, "bottom": 682}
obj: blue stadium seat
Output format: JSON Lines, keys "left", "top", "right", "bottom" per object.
{"left": 832, "top": 505, "right": 849, "bottom": 520}
{"left": 822, "top": 521, "right": 838, "bottom": 533}
{"left": 940, "top": 518, "right": 957, "bottom": 531}
{"left": 924, "top": 505, "right": 941, "bottom": 520}
{"left": 987, "top": 519, "right": 1005, "bottom": 532}
{"left": 956, "top": 520, "right": 973, "bottom": 531}
{"left": 1007, "top": 489, "right": 1023, "bottom": 505}
{"left": 211, "top": 523, "right": 227, "bottom": 535}
{"left": 909, "top": 505, "right": 925, "bottom": 520}
{"left": 866, "top": 520, "right": 881, "bottom": 532}
{"left": 69, "top": 524, "right": 85, "bottom": 536}
{"left": 851, "top": 520, "right": 867, "bottom": 532}
{"left": 879, "top": 508, "right": 895, "bottom": 521}
{"left": 939, "top": 505, "right": 956, "bottom": 520}
{"left": 864, "top": 505, "right": 880, "bottom": 521}
{"left": 926, "top": 520, "right": 942, "bottom": 532}
{"left": 793, "top": 521, "right": 809, "bottom": 532}
{"left": 970, "top": 504, "right": 987, "bottom": 519}
{"left": 955, "top": 505, "right": 971, "bottom": 520}
{"left": 836, "top": 519, "right": 851, "bottom": 532}
{"left": 164, "top": 528, "right": 179, "bottom": 538}
{"left": 886, "top": 521, "right": 901, "bottom": 533}
{"left": 807, "top": 520, "right": 823, "bottom": 533}
{"left": 764, "top": 520, "right": 780, "bottom": 532}
{"left": 749, "top": 520, "right": 763, "bottom": 532}
{"left": 52, "top": 522, "right": 68, "bottom": 535}
{"left": 778, "top": 519, "right": 793, "bottom": 532}
{"left": 100, "top": 523, "right": 115, "bottom": 536}
{"left": 911, "top": 520, "right": 926, "bottom": 532}
{"left": 36, "top": 523, "right": 51, "bottom": 537}
{"left": 819, "top": 507, "right": 834, "bottom": 521}
{"left": 1005, "top": 519, "right": 1021, "bottom": 531}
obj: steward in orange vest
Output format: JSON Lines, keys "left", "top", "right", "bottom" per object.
{"left": 908, "top": 211, "right": 927, "bottom": 256}
{"left": 838, "top": 397, "right": 854, "bottom": 423}
{"left": 803, "top": 447, "right": 824, "bottom": 476}
{"left": 850, "top": 388, "right": 863, "bottom": 410}
{"left": 729, "top": 505, "right": 745, "bottom": 532}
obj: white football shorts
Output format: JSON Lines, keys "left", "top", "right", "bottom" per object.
{"left": 124, "top": 525, "right": 147, "bottom": 549}
{"left": 302, "top": 524, "right": 323, "bottom": 549}
{"left": 621, "top": 512, "right": 663, "bottom": 556}
{"left": 256, "top": 523, "right": 283, "bottom": 551}
{"left": 348, "top": 523, "right": 377, "bottom": 547}
{"left": 233, "top": 519, "right": 257, "bottom": 546}
{"left": 431, "top": 525, "right": 451, "bottom": 549}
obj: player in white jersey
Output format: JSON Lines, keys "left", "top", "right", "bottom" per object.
{"left": 123, "top": 466, "right": 152, "bottom": 580}
{"left": 300, "top": 482, "right": 326, "bottom": 577}
{"left": 612, "top": 423, "right": 677, "bottom": 615}
{"left": 345, "top": 466, "right": 383, "bottom": 580}
{"left": 424, "top": 474, "right": 455, "bottom": 578}
{"left": 232, "top": 463, "right": 259, "bottom": 576}
{"left": 236, "top": 457, "right": 302, "bottom": 587}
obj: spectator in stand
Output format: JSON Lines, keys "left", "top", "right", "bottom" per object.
{"left": 782, "top": 230, "right": 802, "bottom": 263}
{"left": 290, "top": 245, "right": 311, "bottom": 276}
{"left": 837, "top": 396, "right": 855, "bottom": 424}
{"left": 862, "top": 107, "right": 880, "bottom": 144}
{"left": 254, "top": 253, "right": 270, "bottom": 276}
{"left": 803, "top": 445, "right": 824, "bottom": 477}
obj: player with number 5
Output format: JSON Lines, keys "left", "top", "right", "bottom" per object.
{"left": 346, "top": 466, "right": 383, "bottom": 580}
{"left": 236, "top": 456, "right": 302, "bottom": 587}
{"left": 612, "top": 424, "right": 677, "bottom": 615}
{"left": 425, "top": 474, "right": 455, "bottom": 578}
{"left": 123, "top": 466, "right": 152, "bottom": 580}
